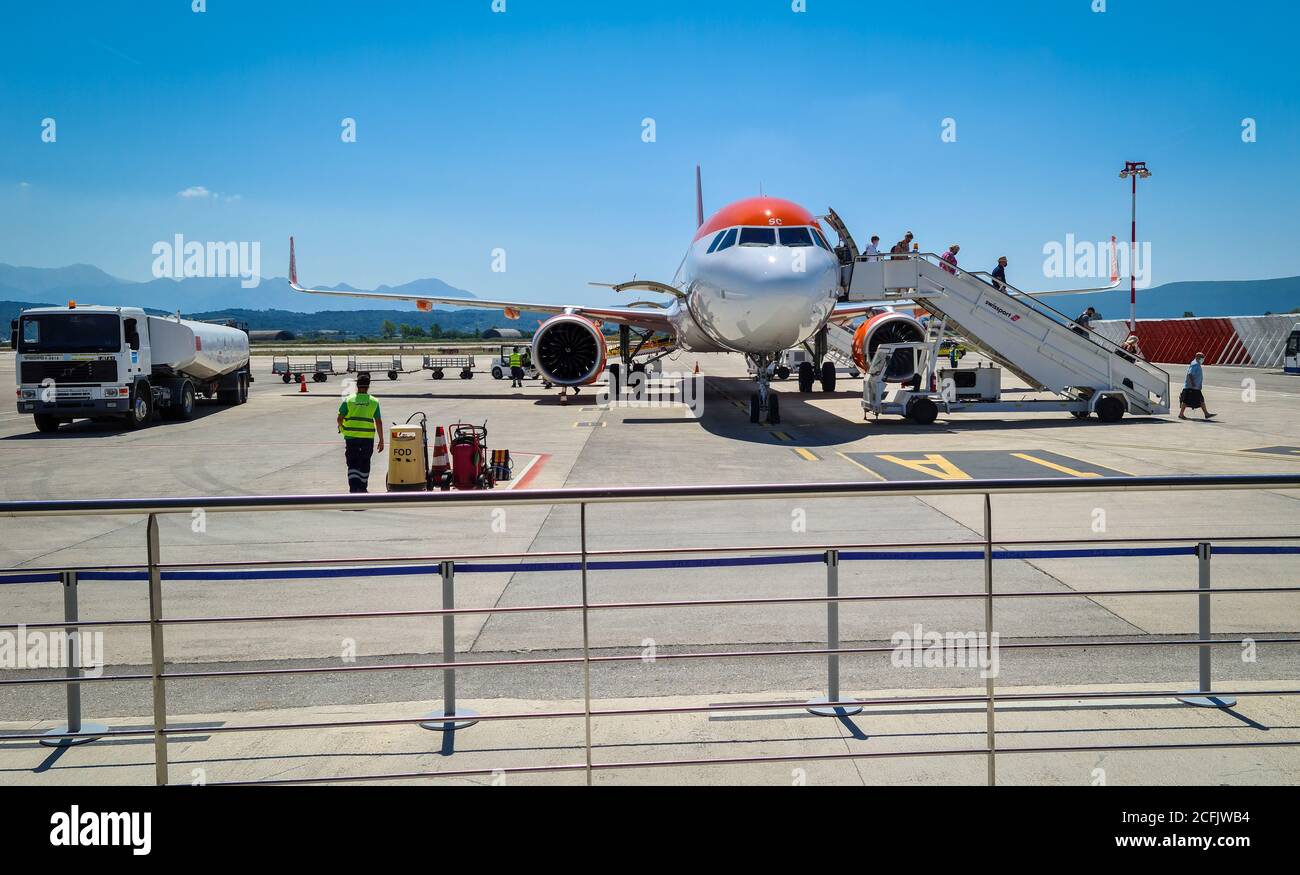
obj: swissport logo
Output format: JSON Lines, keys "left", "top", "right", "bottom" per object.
{"left": 983, "top": 299, "right": 1021, "bottom": 322}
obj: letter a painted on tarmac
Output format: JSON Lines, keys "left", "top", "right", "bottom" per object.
{"left": 876, "top": 454, "right": 972, "bottom": 480}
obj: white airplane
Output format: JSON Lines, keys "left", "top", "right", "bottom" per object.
{"left": 289, "top": 173, "right": 1117, "bottom": 424}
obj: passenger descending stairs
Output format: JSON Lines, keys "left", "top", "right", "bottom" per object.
{"left": 845, "top": 254, "right": 1171, "bottom": 414}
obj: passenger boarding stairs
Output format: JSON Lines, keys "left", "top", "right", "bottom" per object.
{"left": 823, "top": 320, "right": 858, "bottom": 370}
{"left": 844, "top": 253, "right": 1170, "bottom": 414}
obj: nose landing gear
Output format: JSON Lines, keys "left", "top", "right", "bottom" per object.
{"left": 747, "top": 354, "right": 781, "bottom": 424}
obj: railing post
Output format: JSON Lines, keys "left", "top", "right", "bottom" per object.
{"left": 40, "top": 570, "right": 108, "bottom": 747}
{"left": 421, "top": 560, "right": 478, "bottom": 731}
{"left": 808, "top": 549, "right": 861, "bottom": 716}
{"left": 146, "top": 514, "right": 169, "bottom": 785}
{"left": 984, "top": 494, "right": 996, "bottom": 787}
{"left": 580, "top": 502, "right": 594, "bottom": 786}
{"left": 1178, "top": 542, "right": 1237, "bottom": 708}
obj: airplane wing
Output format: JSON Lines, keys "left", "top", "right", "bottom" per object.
{"left": 287, "top": 237, "right": 673, "bottom": 332}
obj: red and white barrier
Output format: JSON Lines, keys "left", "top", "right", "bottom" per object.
{"left": 1094, "top": 314, "right": 1298, "bottom": 367}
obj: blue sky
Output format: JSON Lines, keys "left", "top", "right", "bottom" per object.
{"left": 2, "top": 0, "right": 1297, "bottom": 306}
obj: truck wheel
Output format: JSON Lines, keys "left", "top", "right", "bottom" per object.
{"left": 387, "top": 370, "right": 398, "bottom": 381}
{"left": 909, "top": 397, "right": 939, "bottom": 425}
{"left": 1096, "top": 396, "right": 1125, "bottom": 423}
{"left": 432, "top": 369, "right": 444, "bottom": 380}
{"left": 166, "top": 382, "right": 196, "bottom": 420}
{"left": 281, "top": 373, "right": 291, "bottom": 384}
{"left": 239, "top": 374, "right": 249, "bottom": 403}
{"left": 775, "top": 366, "right": 790, "bottom": 381}
{"left": 218, "top": 376, "right": 240, "bottom": 405}
{"left": 491, "top": 366, "right": 503, "bottom": 379}
{"left": 124, "top": 384, "right": 152, "bottom": 430}
{"left": 34, "top": 415, "right": 61, "bottom": 434}
{"left": 460, "top": 368, "right": 472, "bottom": 379}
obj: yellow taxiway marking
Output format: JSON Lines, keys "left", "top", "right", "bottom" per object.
{"left": 835, "top": 451, "right": 887, "bottom": 480}
{"left": 876, "top": 453, "right": 973, "bottom": 480}
{"left": 793, "top": 448, "right": 819, "bottom": 462}
{"left": 770, "top": 431, "right": 793, "bottom": 442}
{"left": 1010, "top": 452, "right": 1103, "bottom": 478}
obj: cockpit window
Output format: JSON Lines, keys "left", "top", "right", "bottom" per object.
{"left": 706, "top": 230, "right": 728, "bottom": 253}
{"left": 738, "top": 227, "right": 776, "bottom": 247}
{"left": 714, "top": 227, "right": 738, "bottom": 252}
{"left": 811, "top": 228, "right": 832, "bottom": 250}
{"left": 778, "top": 227, "right": 815, "bottom": 247}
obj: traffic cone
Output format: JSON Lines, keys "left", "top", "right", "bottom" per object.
{"left": 299, "top": 378, "right": 308, "bottom": 393}
{"left": 693, "top": 361, "right": 700, "bottom": 375}
{"left": 429, "top": 426, "right": 450, "bottom": 485}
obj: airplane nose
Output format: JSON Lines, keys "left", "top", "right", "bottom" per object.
{"left": 690, "top": 247, "right": 839, "bottom": 352}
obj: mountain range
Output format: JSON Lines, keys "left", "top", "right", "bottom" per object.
{"left": 1041, "top": 276, "right": 1300, "bottom": 321}
{"left": 2, "top": 263, "right": 1298, "bottom": 335}
{"left": 0, "top": 263, "right": 478, "bottom": 314}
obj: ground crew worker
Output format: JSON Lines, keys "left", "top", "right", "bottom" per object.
{"left": 509, "top": 348, "right": 524, "bottom": 387}
{"left": 337, "top": 372, "right": 384, "bottom": 493}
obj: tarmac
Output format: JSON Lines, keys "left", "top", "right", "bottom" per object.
{"left": 1, "top": 350, "right": 1297, "bottom": 785}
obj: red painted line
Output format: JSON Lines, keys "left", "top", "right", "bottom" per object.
{"left": 511, "top": 452, "right": 551, "bottom": 490}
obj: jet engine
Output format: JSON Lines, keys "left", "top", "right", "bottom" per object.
{"left": 850, "top": 311, "right": 926, "bottom": 381}
{"left": 531, "top": 314, "right": 608, "bottom": 386}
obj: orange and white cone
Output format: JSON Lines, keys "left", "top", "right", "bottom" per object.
{"left": 299, "top": 378, "right": 308, "bottom": 393}
{"left": 693, "top": 361, "right": 700, "bottom": 375}
{"left": 429, "top": 426, "right": 450, "bottom": 482}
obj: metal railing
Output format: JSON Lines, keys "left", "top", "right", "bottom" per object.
{"left": 2, "top": 473, "right": 1299, "bottom": 786}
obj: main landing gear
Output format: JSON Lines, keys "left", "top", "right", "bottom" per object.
{"left": 797, "top": 360, "right": 837, "bottom": 393}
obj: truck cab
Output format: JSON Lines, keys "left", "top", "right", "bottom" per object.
{"left": 1285, "top": 323, "right": 1300, "bottom": 375}
{"left": 12, "top": 303, "right": 249, "bottom": 433}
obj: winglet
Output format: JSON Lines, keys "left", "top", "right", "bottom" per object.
{"left": 695, "top": 164, "right": 704, "bottom": 228}
{"left": 288, "top": 236, "right": 298, "bottom": 287}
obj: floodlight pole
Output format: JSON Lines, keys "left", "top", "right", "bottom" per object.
{"left": 1119, "top": 161, "right": 1151, "bottom": 332}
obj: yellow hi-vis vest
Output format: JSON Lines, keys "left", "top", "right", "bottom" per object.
{"left": 509, "top": 352, "right": 522, "bottom": 368}
{"left": 340, "top": 393, "right": 379, "bottom": 439}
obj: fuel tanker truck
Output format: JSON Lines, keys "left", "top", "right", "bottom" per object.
{"left": 12, "top": 303, "right": 251, "bottom": 433}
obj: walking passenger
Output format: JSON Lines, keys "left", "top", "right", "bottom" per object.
{"left": 940, "top": 244, "right": 960, "bottom": 274}
{"left": 1178, "top": 353, "right": 1216, "bottom": 420}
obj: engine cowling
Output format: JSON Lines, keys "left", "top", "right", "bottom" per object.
{"left": 531, "top": 314, "right": 608, "bottom": 386}
{"left": 850, "top": 311, "right": 926, "bottom": 381}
